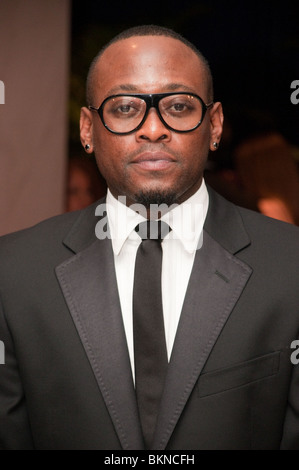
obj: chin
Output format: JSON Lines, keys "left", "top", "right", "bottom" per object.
{"left": 133, "top": 189, "right": 178, "bottom": 208}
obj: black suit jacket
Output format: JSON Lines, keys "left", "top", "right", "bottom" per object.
{"left": 0, "top": 187, "right": 299, "bottom": 450}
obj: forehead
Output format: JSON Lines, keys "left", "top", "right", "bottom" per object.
{"left": 93, "top": 36, "right": 208, "bottom": 98}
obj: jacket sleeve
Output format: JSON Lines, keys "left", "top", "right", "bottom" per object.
{"left": 0, "top": 295, "right": 34, "bottom": 449}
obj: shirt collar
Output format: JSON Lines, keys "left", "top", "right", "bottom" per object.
{"left": 161, "top": 180, "right": 209, "bottom": 253}
{"left": 106, "top": 192, "right": 146, "bottom": 255}
{"left": 107, "top": 179, "right": 209, "bottom": 255}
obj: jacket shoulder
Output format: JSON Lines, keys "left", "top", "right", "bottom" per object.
{"left": 0, "top": 210, "right": 81, "bottom": 249}
{"left": 0, "top": 200, "right": 103, "bottom": 272}
{"left": 237, "top": 202, "right": 299, "bottom": 246}
{"left": 206, "top": 186, "right": 299, "bottom": 261}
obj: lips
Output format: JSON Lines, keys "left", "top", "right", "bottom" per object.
{"left": 131, "top": 152, "right": 176, "bottom": 171}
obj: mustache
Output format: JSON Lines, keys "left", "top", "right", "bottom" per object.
{"left": 126, "top": 144, "right": 181, "bottom": 162}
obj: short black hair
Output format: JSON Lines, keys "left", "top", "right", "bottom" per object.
{"left": 86, "top": 24, "right": 214, "bottom": 106}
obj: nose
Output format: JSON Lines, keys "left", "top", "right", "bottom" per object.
{"left": 135, "top": 108, "right": 171, "bottom": 142}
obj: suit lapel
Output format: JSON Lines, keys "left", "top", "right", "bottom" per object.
{"left": 152, "top": 189, "right": 253, "bottom": 450}
{"left": 56, "top": 209, "right": 144, "bottom": 450}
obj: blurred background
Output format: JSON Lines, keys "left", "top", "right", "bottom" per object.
{"left": 1, "top": 0, "right": 299, "bottom": 234}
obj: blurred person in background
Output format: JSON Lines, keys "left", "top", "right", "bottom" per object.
{"left": 66, "top": 155, "right": 107, "bottom": 212}
{"left": 233, "top": 132, "right": 299, "bottom": 225}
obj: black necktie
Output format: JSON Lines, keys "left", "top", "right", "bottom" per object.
{"left": 133, "top": 220, "right": 170, "bottom": 449}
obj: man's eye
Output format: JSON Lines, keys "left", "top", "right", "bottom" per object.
{"left": 165, "top": 101, "right": 192, "bottom": 113}
{"left": 111, "top": 103, "right": 140, "bottom": 116}
{"left": 119, "top": 105, "right": 132, "bottom": 113}
{"left": 172, "top": 103, "right": 186, "bottom": 111}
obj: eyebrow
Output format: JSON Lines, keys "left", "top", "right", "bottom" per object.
{"left": 105, "top": 82, "right": 197, "bottom": 96}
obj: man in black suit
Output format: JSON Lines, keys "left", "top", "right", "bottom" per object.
{"left": 0, "top": 25, "right": 299, "bottom": 450}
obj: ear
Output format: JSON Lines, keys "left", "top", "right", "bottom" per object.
{"left": 80, "top": 107, "right": 93, "bottom": 153}
{"left": 209, "top": 102, "right": 224, "bottom": 152}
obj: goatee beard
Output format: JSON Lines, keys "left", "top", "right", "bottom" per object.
{"left": 133, "top": 190, "right": 178, "bottom": 209}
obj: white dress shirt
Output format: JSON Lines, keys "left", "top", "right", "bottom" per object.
{"left": 106, "top": 180, "right": 209, "bottom": 380}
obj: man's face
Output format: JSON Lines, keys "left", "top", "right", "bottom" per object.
{"left": 80, "top": 36, "right": 223, "bottom": 206}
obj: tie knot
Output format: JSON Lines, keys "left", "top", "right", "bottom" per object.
{"left": 135, "top": 221, "right": 171, "bottom": 240}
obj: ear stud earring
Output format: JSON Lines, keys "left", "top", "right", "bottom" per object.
{"left": 213, "top": 142, "right": 219, "bottom": 149}
{"left": 84, "top": 144, "right": 91, "bottom": 151}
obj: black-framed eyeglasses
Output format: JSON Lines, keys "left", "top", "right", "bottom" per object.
{"left": 88, "top": 92, "right": 214, "bottom": 135}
